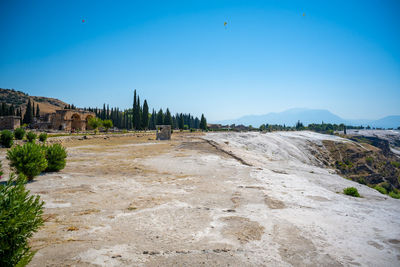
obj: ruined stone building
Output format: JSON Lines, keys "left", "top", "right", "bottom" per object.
{"left": 31, "top": 109, "right": 95, "bottom": 131}
{"left": 50, "top": 110, "right": 95, "bottom": 131}
{"left": 0, "top": 116, "right": 21, "bottom": 130}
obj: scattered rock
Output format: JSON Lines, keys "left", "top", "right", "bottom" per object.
{"left": 224, "top": 209, "right": 236, "bottom": 213}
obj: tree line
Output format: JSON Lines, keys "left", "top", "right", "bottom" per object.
{"left": 2, "top": 90, "right": 208, "bottom": 131}
{"left": 0, "top": 99, "right": 40, "bottom": 125}
{"left": 216, "top": 121, "right": 371, "bottom": 134}
{"left": 82, "top": 90, "right": 207, "bottom": 130}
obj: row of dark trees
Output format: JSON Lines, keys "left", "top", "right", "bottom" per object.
{"left": 82, "top": 90, "right": 207, "bottom": 131}
{"left": 256, "top": 122, "right": 367, "bottom": 133}
{"left": 0, "top": 103, "right": 18, "bottom": 117}
{"left": 0, "top": 100, "right": 40, "bottom": 125}
{"left": 2, "top": 90, "right": 208, "bottom": 131}
{"left": 22, "top": 99, "right": 40, "bottom": 124}
{"left": 64, "top": 104, "right": 77, "bottom": 109}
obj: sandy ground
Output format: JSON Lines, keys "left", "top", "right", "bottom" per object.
{"left": 1, "top": 131, "right": 399, "bottom": 266}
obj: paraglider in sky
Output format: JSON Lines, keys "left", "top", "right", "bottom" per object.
{"left": 82, "top": 19, "right": 85, "bottom": 23}
{"left": 302, "top": 13, "right": 306, "bottom": 17}
{"left": 224, "top": 21, "right": 227, "bottom": 27}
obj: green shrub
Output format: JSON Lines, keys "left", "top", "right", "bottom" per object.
{"left": 14, "top": 128, "right": 26, "bottom": 140}
{"left": 365, "top": 157, "right": 373, "bottom": 165}
{"left": 7, "top": 143, "right": 48, "bottom": 180}
{"left": 1, "top": 130, "right": 14, "bottom": 148}
{"left": 38, "top": 133, "right": 47, "bottom": 142}
{"left": 102, "top": 120, "right": 113, "bottom": 132}
{"left": 26, "top": 132, "right": 37, "bottom": 143}
{"left": 44, "top": 144, "right": 67, "bottom": 172}
{"left": 389, "top": 191, "right": 400, "bottom": 199}
{"left": 374, "top": 186, "right": 387, "bottom": 195}
{"left": 380, "top": 181, "right": 391, "bottom": 192}
{"left": 343, "top": 187, "right": 360, "bottom": 197}
{"left": 88, "top": 117, "right": 102, "bottom": 134}
{"left": 391, "top": 161, "right": 400, "bottom": 168}
{"left": 357, "top": 177, "right": 366, "bottom": 185}
{"left": 0, "top": 174, "right": 44, "bottom": 267}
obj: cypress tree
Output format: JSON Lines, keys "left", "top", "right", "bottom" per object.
{"left": 194, "top": 117, "right": 200, "bottom": 129}
{"left": 200, "top": 114, "right": 207, "bottom": 130}
{"left": 132, "top": 90, "right": 137, "bottom": 128}
{"left": 9, "top": 104, "right": 13, "bottom": 116}
{"left": 164, "top": 108, "right": 172, "bottom": 127}
{"left": 187, "top": 114, "right": 191, "bottom": 129}
{"left": 102, "top": 104, "right": 106, "bottom": 120}
{"left": 156, "top": 109, "right": 164, "bottom": 125}
{"left": 135, "top": 96, "right": 141, "bottom": 130}
{"left": 36, "top": 104, "right": 40, "bottom": 118}
{"left": 23, "top": 99, "right": 33, "bottom": 124}
{"left": 179, "top": 113, "right": 184, "bottom": 129}
{"left": 1, "top": 103, "right": 5, "bottom": 116}
{"left": 149, "top": 109, "right": 156, "bottom": 130}
{"left": 142, "top": 100, "right": 149, "bottom": 129}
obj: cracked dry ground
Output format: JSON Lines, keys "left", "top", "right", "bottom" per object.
{"left": 5, "top": 133, "right": 378, "bottom": 266}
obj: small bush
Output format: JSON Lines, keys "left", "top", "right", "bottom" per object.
{"left": 14, "top": 128, "right": 26, "bottom": 140}
{"left": 88, "top": 117, "right": 102, "bottom": 134}
{"left": 374, "top": 186, "right": 387, "bottom": 195}
{"left": 357, "top": 177, "right": 366, "bottom": 185}
{"left": 44, "top": 144, "right": 67, "bottom": 172}
{"left": 343, "top": 187, "right": 360, "bottom": 197}
{"left": 0, "top": 174, "right": 44, "bottom": 267}
{"left": 391, "top": 161, "right": 400, "bottom": 168}
{"left": 102, "top": 120, "right": 113, "bottom": 132}
{"left": 389, "top": 191, "right": 400, "bottom": 199}
{"left": 381, "top": 181, "right": 391, "bottom": 192}
{"left": 1, "top": 130, "right": 14, "bottom": 148}
{"left": 26, "top": 132, "right": 37, "bottom": 143}
{"left": 365, "top": 157, "right": 373, "bottom": 165}
{"left": 39, "top": 133, "right": 47, "bottom": 142}
{"left": 7, "top": 143, "right": 48, "bottom": 180}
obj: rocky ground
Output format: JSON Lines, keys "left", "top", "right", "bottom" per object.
{"left": 1, "top": 131, "right": 399, "bottom": 266}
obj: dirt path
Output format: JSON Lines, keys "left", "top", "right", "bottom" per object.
{"left": 1, "top": 132, "right": 399, "bottom": 266}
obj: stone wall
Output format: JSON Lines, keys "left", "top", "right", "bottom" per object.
{"left": 51, "top": 110, "right": 95, "bottom": 131}
{"left": 0, "top": 116, "right": 21, "bottom": 130}
{"left": 156, "top": 125, "right": 171, "bottom": 140}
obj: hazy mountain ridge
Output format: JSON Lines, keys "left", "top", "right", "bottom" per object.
{"left": 0, "top": 88, "right": 68, "bottom": 114}
{"left": 215, "top": 108, "right": 400, "bottom": 129}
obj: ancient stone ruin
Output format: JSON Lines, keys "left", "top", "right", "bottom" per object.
{"left": 156, "top": 125, "right": 171, "bottom": 140}
{"left": 49, "top": 110, "right": 95, "bottom": 131}
{"left": 30, "top": 109, "right": 96, "bottom": 131}
{"left": 0, "top": 116, "right": 21, "bottom": 130}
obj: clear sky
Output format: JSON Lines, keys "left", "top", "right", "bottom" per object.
{"left": 1, "top": 0, "right": 399, "bottom": 121}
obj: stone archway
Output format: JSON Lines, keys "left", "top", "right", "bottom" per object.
{"left": 71, "top": 114, "right": 82, "bottom": 130}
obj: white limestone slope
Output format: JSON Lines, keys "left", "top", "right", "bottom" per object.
{"left": 204, "top": 131, "right": 400, "bottom": 266}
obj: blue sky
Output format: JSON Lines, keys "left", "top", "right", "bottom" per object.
{"left": 0, "top": 0, "right": 399, "bottom": 121}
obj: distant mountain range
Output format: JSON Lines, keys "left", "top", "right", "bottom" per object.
{"left": 214, "top": 108, "right": 400, "bottom": 129}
